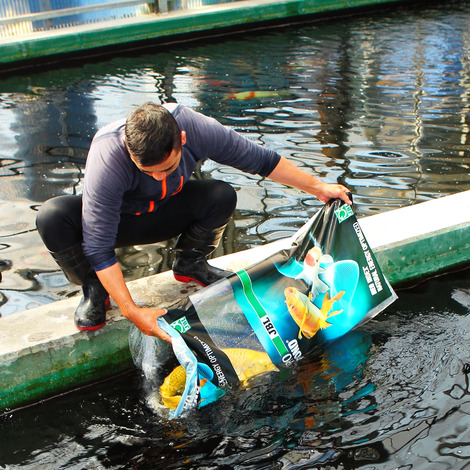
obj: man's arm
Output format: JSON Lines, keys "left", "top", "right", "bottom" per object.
{"left": 268, "top": 156, "right": 352, "bottom": 205}
{"left": 96, "top": 262, "right": 172, "bottom": 343}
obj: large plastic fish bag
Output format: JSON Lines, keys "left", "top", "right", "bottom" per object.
{"left": 129, "top": 198, "right": 397, "bottom": 418}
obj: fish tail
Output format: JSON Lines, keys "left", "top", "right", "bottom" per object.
{"left": 327, "top": 309, "right": 343, "bottom": 319}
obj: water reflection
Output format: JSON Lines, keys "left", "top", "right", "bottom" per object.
{"left": 0, "top": 3, "right": 470, "bottom": 318}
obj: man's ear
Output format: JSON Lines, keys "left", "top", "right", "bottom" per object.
{"left": 181, "top": 131, "right": 187, "bottom": 146}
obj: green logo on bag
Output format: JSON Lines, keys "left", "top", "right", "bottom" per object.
{"left": 170, "top": 316, "right": 191, "bottom": 334}
{"left": 334, "top": 205, "right": 354, "bottom": 223}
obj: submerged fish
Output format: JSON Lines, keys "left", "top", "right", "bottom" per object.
{"left": 284, "top": 287, "right": 344, "bottom": 339}
{"left": 224, "top": 347, "right": 277, "bottom": 383}
{"left": 159, "top": 348, "right": 277, "bottom": 409}
{"left": 160, "top": 364, "right": 187, "bottom": 409}
{"left": 225, "top": 90, "right": 292, "bottom": 100}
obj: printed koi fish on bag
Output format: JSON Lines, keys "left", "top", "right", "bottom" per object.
{"left": 129, "top": 198, "right": 397, "bottom": 419}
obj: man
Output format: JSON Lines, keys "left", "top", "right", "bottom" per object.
{"left": 36, "top": 102, "right": 351, "bottom": 343}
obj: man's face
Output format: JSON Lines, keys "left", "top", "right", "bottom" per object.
{"left": 130, "top": 131, "right": 186, "bottom": 181}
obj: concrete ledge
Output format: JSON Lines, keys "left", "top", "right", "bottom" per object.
{"left": 360, "top": 191, "right": 470, "bottom": 285}
{"left": 1, "top": 191, "right": 470, "bottom": 411}
{"left": 0, "top": 0, "right": 407, "bottom": 66}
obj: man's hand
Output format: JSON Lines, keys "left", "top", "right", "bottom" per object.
{"left": 315, "top": 181, "right": 352, "bottom": 205}
{"left": 125, "top": 305, "right": 173, "bottom": 343}
{"left": 96, "top": 262, "right": 173, "bottom": 343}
{"left": 268, "top": 157, "right": 352, "bottom": 205}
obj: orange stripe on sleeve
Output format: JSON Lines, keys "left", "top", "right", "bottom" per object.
{"left": 161, "top": 177, "right": 167, "bottom": 200}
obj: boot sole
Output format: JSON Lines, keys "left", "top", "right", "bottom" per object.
{"left": 76, "top": 322, "right": 106, "bottom": 331}
{"left": 173, "top": 273, "right": 207, "bottom": 287}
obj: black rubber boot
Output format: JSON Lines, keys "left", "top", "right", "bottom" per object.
{"left": 74, "top": 274, "right": 110, "bottom": 331}
{"left": 50, "top": 243, "right": 109, "bottom": 331}
{"left": 173, "top": 223, "right": 232, "bottom": 287}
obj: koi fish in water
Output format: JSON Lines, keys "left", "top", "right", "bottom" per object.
{"left": 284, "top": 287, "right": 345, "bottom": 339}
{"left": 225, "top": 90, "right": 293, "bottom": 100}
{"left": 159, "top": 348, "right": 277, "bottom": 409}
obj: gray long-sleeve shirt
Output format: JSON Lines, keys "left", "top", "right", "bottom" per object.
{"left": 82, "top": 103, "right": 281, "bottom": 271}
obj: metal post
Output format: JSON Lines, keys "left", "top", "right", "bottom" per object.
{"left": 157, "top": 0, "right": 168, "bottom": 14}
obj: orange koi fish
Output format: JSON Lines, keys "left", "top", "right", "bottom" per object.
{"left": 225, "top": 90, "right": 292, "bottom": 100}
{"left": 159, "top": 348, "right": 277, "bottom": 409}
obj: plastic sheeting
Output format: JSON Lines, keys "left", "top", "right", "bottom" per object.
{"left": 130, "top": 198, "right": 397, "bottom": 418}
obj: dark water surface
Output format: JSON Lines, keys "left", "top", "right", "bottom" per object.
{"left": 1, "top": 1, "right": 470, "bottom": 468}
{"left": 1, "top": 268, "right": 470, "bottom": 469}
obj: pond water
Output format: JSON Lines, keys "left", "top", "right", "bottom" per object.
{"left": 1, "top": 268, "right": 470, "bottom": 469}
{"left": 1, "top": 1, "right": 470, "bottom": 468}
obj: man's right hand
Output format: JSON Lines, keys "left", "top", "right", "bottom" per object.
{"left": 95, "top": 262, "right": 173, "bottom": 343}
{"left": 126, "top": 306, "right": 173, "bottom": 343}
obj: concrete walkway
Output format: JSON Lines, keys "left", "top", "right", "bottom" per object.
{"left": 1, "top": 190, "right": 470, "bottom": 411}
